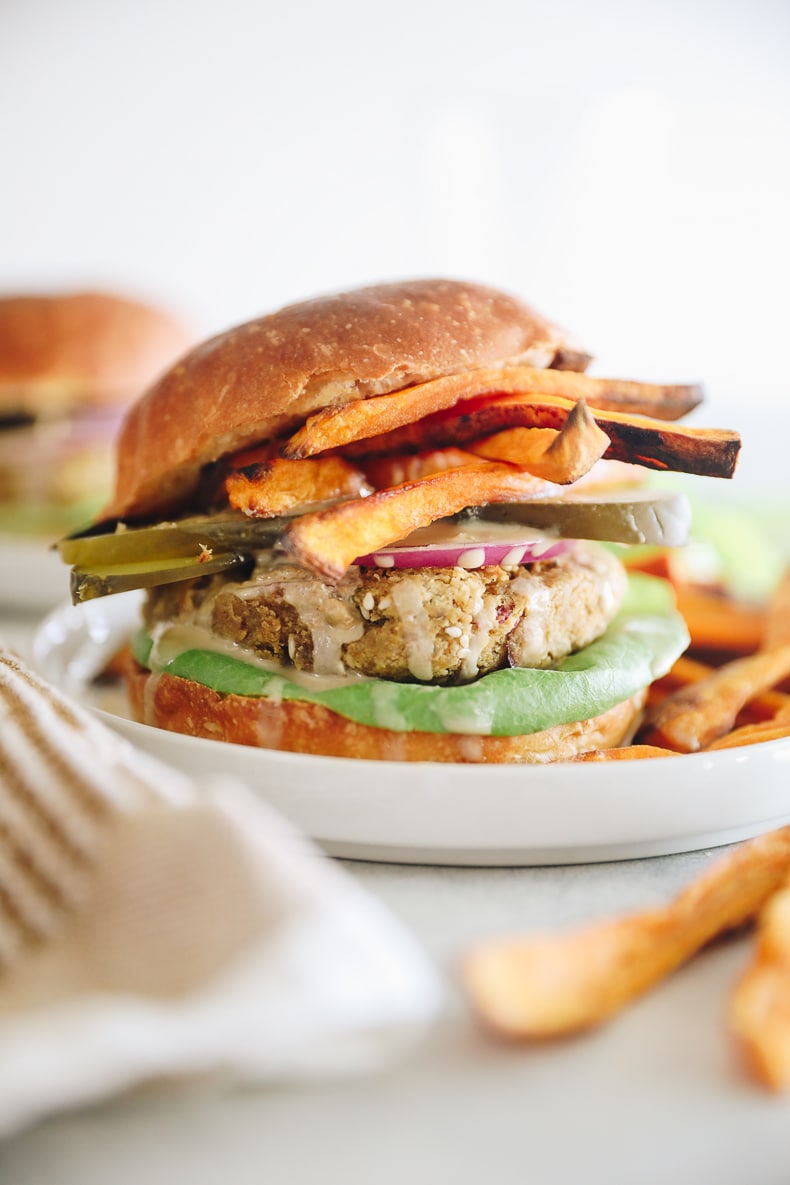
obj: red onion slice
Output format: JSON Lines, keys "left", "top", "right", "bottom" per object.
{"left": 354, "top": 537, "right": 575, "bottom": 570}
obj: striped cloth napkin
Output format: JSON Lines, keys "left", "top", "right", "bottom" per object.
{"left": 0, "top": 648, "right": 439, "bottom": 1137}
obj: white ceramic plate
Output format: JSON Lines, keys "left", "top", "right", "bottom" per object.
{"left": 0, "top": 534, "right": 72, "bottom": 612}
{"left": 32, "top": 592, "right": 790, "bottom": 866}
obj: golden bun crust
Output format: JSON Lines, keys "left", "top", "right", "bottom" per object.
{"left": 0, "top": 292, "right": 191, "bottom": 416}
{"left": 108, "top": 278, "right": 589, "bottom": 520}
{"left": 124, "top": 657, "right": 643, "bottom": 764}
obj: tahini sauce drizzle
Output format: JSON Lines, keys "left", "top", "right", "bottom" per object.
{"left": 386, "top": 574, "right": 435, "bottom": 682}
{"left": 147, "top": 621, "right": 371, "bottom": 692}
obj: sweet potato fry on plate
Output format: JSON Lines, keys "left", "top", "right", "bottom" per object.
{"left": 672, "top": 585, "right": 766, "bottom": 655}
{"left": 763, "top": 566, "right": 790, "bottom": 651}
{"left": 463, "top": 826, "right": 790, "bottom": 1040}
{"left": 638, "top": 643, "right": 790, "bottom": 752}
{"left": 571, "top": 744, "right": 677, "bottom": 761}
{"left": 705, "top": 716, "right": 790, "bottom": 751}
{"left": 651, "top": 655, "right": 790, "bottom": 724}
{"left": 623, "top": 551, "right": 766, "bottom": 655}
{"left": 282, "top": 366, "right": 704, "bottom": 459}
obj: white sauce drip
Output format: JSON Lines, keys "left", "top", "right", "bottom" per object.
{"left": 386, "top": 575, "right": 435, "bottom": 682}
{"left": 278, "top": 580, "right": 365, "bottom": 676}
{"left": 509, "top": 575, "right": 553, "bottom": 666}
{"left": 460, "top": 593, "right": 501, "bottom": 680}
{"left": 147, "top": 621, "right": 371, "bottom": 691}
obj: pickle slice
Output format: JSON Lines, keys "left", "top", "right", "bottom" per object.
{"left": 71, "top": 551, "right": 249, "bottom": 604}
{"left": 59, "top": 513, "right": 285, "bottom": 567}
{"left": 472, "top": 488, "right": 692, "bottom": 547}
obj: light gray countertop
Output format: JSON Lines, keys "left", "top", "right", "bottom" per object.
{"left": 1, "top": 608, "right": 788, "bottom": 1185}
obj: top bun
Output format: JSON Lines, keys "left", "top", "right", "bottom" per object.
{"left": 109, "top": 278, "right": 589, "bottom": 520}
{"left": 0, "top": 292, "right": 191, "bottom": 417}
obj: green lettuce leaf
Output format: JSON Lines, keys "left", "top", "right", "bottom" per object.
{"left": 133, "top": 573, "right": 688, "bottom": 737}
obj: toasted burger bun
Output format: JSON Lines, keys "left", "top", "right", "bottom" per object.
{"left": 0, "top": 291, "right": 191, "bottom": 417}
{"left": 108, "top": 278, "right": 590, "bottom": 520}
{"left": 123, "top": 655, "right": 645, "bottom": 764}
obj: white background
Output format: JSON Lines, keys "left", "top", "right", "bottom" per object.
{"left": 1, "top": 0, "right": 788, "bottom": 489}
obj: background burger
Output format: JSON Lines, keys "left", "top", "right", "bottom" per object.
{"left": 60, "top": 279, "right": 741, "bottom": 763}
{"left": 0, "top": 290, "right": 190, "bottom": 539}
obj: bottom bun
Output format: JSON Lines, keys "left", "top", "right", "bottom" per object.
{"left": 123, "top": 655, "right": 646, "bottom": 764}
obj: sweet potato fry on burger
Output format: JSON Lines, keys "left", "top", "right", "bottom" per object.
{"left": 59, "top": 279, "right": 741, "bottom": 763}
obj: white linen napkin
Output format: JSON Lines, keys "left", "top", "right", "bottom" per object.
{"left": 0, "top": 648, "right": 440, "bottom": 1138}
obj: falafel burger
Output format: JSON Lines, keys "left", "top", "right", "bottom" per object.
{"left": 60, "top": 279, "right": 741, "bottom": 763}
{"left": 0, "top": 291, "right": 190, "bottom": 537}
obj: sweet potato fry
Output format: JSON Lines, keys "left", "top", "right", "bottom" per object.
{"left": 282, "top": 366, "right": 703, "bottom": 458}
{"left": 730, "top": 876, "right": 790, "bottom": 1089}
{"left": 622, "top": 550, "right": 678, "bottom": 582}
{"left": 463, "top": 825, "right": 790, "bottom": 1039}
{"left": 639, "top": 644, "right": 790, "bottom": 752}
{"left": 468, "top": 399, "right": 610, "bottom": 485}
{"left": 652, "top": 655, "right": 790, "bottom": 723}
{"left": 360, "top": 447, "right": 480, "bottom": 488}
{"left": 471, "top": 427, "right": 557, "bottom": 464}
{"left": 283, "top": 462, "right": 557, "bottom": 581}
{"left": 763, "top": 566, "right": 790, "bottom": 651}
{"left": 225, "top": 456, "right": 372, "bottom": 517}
{"left": 705, "top": 717, "right": 790, "bottom": 751}
{"left": 571, "top": 745, "right": 677, "bottom": 761}
{"left": 329, "top": 394, "right": 739, "bottom": 480}
{"left": 624, "top": 555, "right": 765, "bottom": 654}
{"left": 673, "top": 585, "right": 765, "bottom": 655}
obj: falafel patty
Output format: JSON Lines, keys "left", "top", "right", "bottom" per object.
{"left": 143, "top": 541, "right": 627, "bottom": 685}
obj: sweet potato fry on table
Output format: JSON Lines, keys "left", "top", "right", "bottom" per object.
{"left": 224, "top": 455, "right": 372, "bottom": 517}
{"left": 730, "top": 874, "right": 790, "bottom": 1090}
{"left": 638, "top": 644, "right": 790, "bottom": 752}
{"left": 283, "top": 461, "right": 558, "bottom": 581}
{"left": 467, "top": 399, "right": 610, "bottom": 485}
{"left": 282, "top": 366, "right": 704, "bottom": 458}
{"left": 463, "top": 826, "right": 790, "bottom": 1040}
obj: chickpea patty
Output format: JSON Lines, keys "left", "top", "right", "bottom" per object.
{"left": 143, "top": 542, "right": 626, "bottom": 685}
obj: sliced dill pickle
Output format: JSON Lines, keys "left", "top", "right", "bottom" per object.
{"left": 61, "top": 526, "right": 212, "bottom": 566}
{"left": 472, "top": 489, "right": 692, "bottom": 547}
{"left": 71, "top": 551, "right": 249, "bottom": 604}
{"left": 174, "top": 513, "right": 287, "bottom": 550}
{"left": 59, "top": 513, "right": 285, "bottom": 567}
